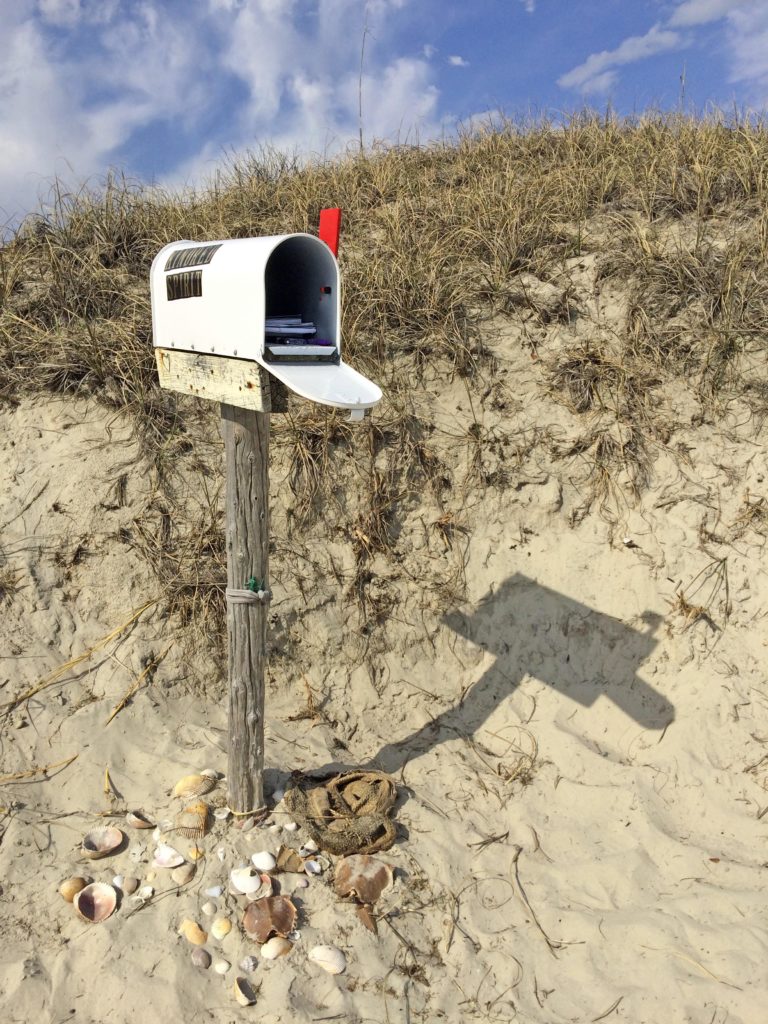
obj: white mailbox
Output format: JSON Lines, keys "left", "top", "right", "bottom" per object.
{"left": 150, "top": 233, "right": 382, "bottom": 413}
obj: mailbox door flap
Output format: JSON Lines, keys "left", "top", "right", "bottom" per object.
{"left": 255, "top": 358, "right": 382, "bottom": 410}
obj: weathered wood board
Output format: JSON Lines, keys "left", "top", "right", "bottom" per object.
{"left": 155, "top": 348, "right": 288, "bottom": 412}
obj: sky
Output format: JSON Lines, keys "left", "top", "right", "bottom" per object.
{"left": 2, "top": 0, "right": 768, "bottom": 228}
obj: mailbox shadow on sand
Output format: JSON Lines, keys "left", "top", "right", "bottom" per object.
{"left": 371, "top": 573, "right": 674, "bottom": 774}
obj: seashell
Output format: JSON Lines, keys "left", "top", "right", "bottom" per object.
{"left": 173, "top": 773, "right": 216, "bottom": 799}
{"left": 133, "top": 885, "right": 154, "bottom": 902}
{"left": 73, "top": 883, "right": 117, "bottom": 923}
{"left": 304, "top": 860, "right": 323, "bottom": 875}
{"left": 211, "top": 917, "right": 232, "bottom": 940}
{"left": 174, "top": 800, "right": 211, "bottom": 840}
{"left": 178, "top": 919, "right": 207, "bottom": 946}
{"left": 283, "top": 822, "right": 298, "bottom": 832}
{"left": 287, "top": 930, "right": 301, "bottom": 943}
{"left": 213, "top": 959, "right": 231, "bottom": 975}
{"left": 233, "top": 977, "right": 257, "bottom": 1007}
{"left": 231, "top": 868, "right": 272, "bottom": 898}
{"left": 145, "top": 870, "right": 157, "bottom": 883}
{"left": 334, "top": 855, "right": 394, "bottom": 905}
{"left": 242, "top": 895, "right": 296, "bottom": 943}
{"left": 151, "top": 821, "right": 174, "bottom": 843}
{"left": 213, "top": 807, "right": 231, "bottom": 821}
{"left": 216, "top": 846, "right": 226, "bottom": 862}
{"left": 260, "top": 937, "right": 292, "bottom": 960}
{"left": 60, "top": 876, "right": 88, "bottom": 903}
{"left": 81, "top": 826, "right": 124, "bottom": 859}
{"left": 121, "top": 877, "right": 140, "bottom": 895}
{"left": 153, "top": 843, "right": 185, "bottom": 869}
{"left": 308, "top": 944, "right": 347, "bottom": 975}
{"left": 299, "top": 840, "right": 319, "bottom": 856}
{"left": 171, "top": 862, "right": 196, "bottom": 886}
{"left": 202, "top": 901, "right": 217, "bottom": 917}
{"left": 276, "top": 846, "right": 304, "bottom": 874}
{"left": 191, "top": 947, "right": 212, "bottom": 970}
{"left": 188, "top": 845, "right": 205, "bottom": 861}
{"left": 233, "top": 815, "right": 255, "bottom": 832}
{"left": 294, "top": 877, "right": 309, "bottom": 890}
{"left": 251, "top": 851, "right": 276, "bottom": 872}
{"left": 126, "top": 810, "right": 154, "bottom": 829}
{"left": 201, "top": 768, "right": 220, "bottom": 779}
{"left": 239, "top": 956, "right": 259, "bottom": 973}
{"left": 204, "top": 886, "right": 223, "bottom": 898}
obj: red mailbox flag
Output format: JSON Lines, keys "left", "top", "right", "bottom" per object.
{"left": 319, "top": 207, "right": 341, "bottom": 257}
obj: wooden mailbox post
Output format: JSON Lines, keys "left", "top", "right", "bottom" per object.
{"left": 150, "top": 213, "right": 382, "bottom": 814}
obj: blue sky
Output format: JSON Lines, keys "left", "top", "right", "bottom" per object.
{"left": 2, "top": 0, "right": 768, "bottom": 227}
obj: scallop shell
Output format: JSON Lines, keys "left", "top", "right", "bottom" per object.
{"left": 153, "top": 843, "right": 185, "bottom": 869}
{"left": 233, "top": 977, "right": 257, "bottom": 1007}
{"left": 191, "top": 947, "right": 212, "bottom": 970}
{"left": 126, "top": 810, "right": 154, "bottom": 829}
{"left": 171, "top": 862, "right": 196, "bottom": 886}
{"left": 174, "top": 800, "right": 211, "bottom": 840}
{"left": 242, "top": 895, "right": 296, "bottom": 943}
{"left": 60, "top": 876, "right": 88, "bottom": 903}
{"left": 213, "top": 959, "right": 230, "bottom": 975}
{"left": 81, "top": 826, "right": 124, "bottom": 859}
{"left": 173, "top": 774, "right": 216, "bottom": 799}
{"left": 308, "top": 944, "right": 347, "bottom": 975}
{"left": 250, "top": 851, "right": 276, "bottom": 872}
{"left": 73, "top": 883, "right": 117, "bottom": 923}
{"left": 179, "top": 919, "right": 208, "bottom": 946}
{"left": 261, "top": 937, "right": 293, "bottom": 960}
{"left": 211, "top": 917, "right": 232, "bottom": 940}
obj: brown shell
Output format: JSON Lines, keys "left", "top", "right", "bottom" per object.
{"left": 333, "top": 854, "right": 393, "bottom": 904}
{"left": 73, "top": 882, "right": 117, "bottom": 923}
{"left": 172, "top": 774, "right": 216, "bottom": 800}
{"left": 276, "top": 846, "right": 304, "bottom": 874}
{"left": 173, "top": 800, "right": 211, "bottom": 839}
{"left": 242, "top": 895, "right": 297, "bottom": 943}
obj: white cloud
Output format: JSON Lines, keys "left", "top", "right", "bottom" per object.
{"left": 448, "top": 55, "right": 469, "bottom": 67}
{"left": 725, "top": 3, "right": 768, "bottom": 99}
{"left": 520, "top": 0, "right": 536, "bottom": 12}
{"left": 558, "top": 23, "right": 681, "bottom": 94}
{"left": 668, "top": 0, "right": 746, "bottom": 28}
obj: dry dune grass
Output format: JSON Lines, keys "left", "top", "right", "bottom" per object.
{"left": 2, "top": 111, "right": 768, "bottom": 656}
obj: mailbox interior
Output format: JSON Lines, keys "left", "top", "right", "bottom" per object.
{"left": 263, "top": 236, "right": 338, "bottom": 363}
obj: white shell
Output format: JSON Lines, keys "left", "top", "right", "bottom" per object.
{"left": 211, "top": 917, "right": 232, "bottom": 940}
{"left": 283, "top": 822, "right": 298, "bottom": 832}
{"left": 202, "top": 901, "right": 217, "bottom": 917}
{"left": 230, "top": 867, "right": 264, "bottom": 894}
{"left": 250, "top": 851, "right": 276, "bottom": 872}
{"left": 213, "top": 959, "right": 231, "bottom": 975}
{"left": 239, "top": 956, "right": 258, "bottom": 973}
{"left": 204, "top": 886, "right": 223, "bottom": 898}
{"left": 132, "top": 885, "right": 154, "bottom": 902}
{"left": 201, "top": 768, "right": 220, "bottom": 779}
{"left": 261, "top": 936, "right": 293, "bottom": 960}
{"left": 294, "top": 877, "right": 309, "bottom": 889}
{"left": 304, "top": 859, "right": 323, "bottom": 875}
{"left": 112, "top": 874, "right": 124, "bottom": 889}
{"left": 308, "top": 944, "right": 347, "bottom": 975}
{"left": 213, "top": 808, "right": 231, "bottom": 821}
{"left": 299, "top": 840, "right": 319, "bottom": 855}
{"left": 152, "top": 843, "right": 185, "bottom": 868}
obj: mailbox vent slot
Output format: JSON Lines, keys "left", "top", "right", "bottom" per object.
{"left": 167, "top": 270, "right": 203, "bottom": 301}
{"left": 165, "top": 244, "right": 222, "bottom": 271}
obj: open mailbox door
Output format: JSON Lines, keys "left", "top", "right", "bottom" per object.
{"left": 150, "top": 232, "right": 382, "bottom": 415}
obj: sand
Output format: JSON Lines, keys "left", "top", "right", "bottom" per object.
{"left": 1, "top": 330, "right": 768, "bottom": 1023}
